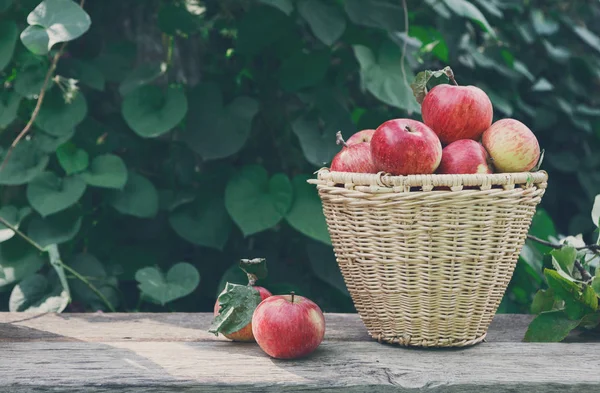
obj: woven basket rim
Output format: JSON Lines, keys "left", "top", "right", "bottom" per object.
{"left": 313, "top": 168, "right": 548, "bottom": 188}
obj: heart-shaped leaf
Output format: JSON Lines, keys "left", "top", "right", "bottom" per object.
{"left": 0, "top": 206, "right": 32, "bottom": 243}
{"left": 80, "top": 154, "right": 128, "bottom": 189}
{"left": 119, "top": 62, "right": 166, "bottom": 96}
{"left": 286, "top": 175, "right": 331, "bottom": 245}
{"left": 34, "top": 89, "right": 87, "bottom": 136}
{"left": 0, "top": 140, "right": 49, "bottom": 186}
{"left": 9, "top": 273, "right": 69, "bottom": 312}
{"left": 239, "top": 258, "right": 268, "bottom": 282}
{"left": 56, "top": 143, "right": 89, "bottom": 175}
{"left": 0, "top": 21, "right": 18, "bottom": 71}
{"left": 0, "top": 91, "right": 22, "bottom": 129}
{"left": 14, "top": 63, "right": 50, "bottom": 99}
{"left": 298, "top": 0, "right": 345, "bottom": 46}
{"left": 259, "top": 0, "right": 293, "bottom": 15}
{"left": 225, "top": 165, "right": 293, "bottom": 236}
{"left": 27, "top": 172, "right": 86, "bottom": 217}
{"left": 291, "top": 114, "right": 339, "bottom": 167}
{"left": 0, "top": 237, "right": 45, "bottom": 290}
{"left": 20, "top": 0, "right": 91, "bottom": 55}
{"left": 135, "top": 262, "right": 200, "bottom": 305}
{"left": 27, "top": 208, "right": 82, "bottom": 249}
{"left": 69, "top": 253, "right": 119, "bottom": 310}
{"left": 169, "top": 189, "right": 233, "bottom": 250}
{"left": 209, "top": 282, "right": 262, "bottom": 336}
{"left": 33, "top": 129, "right": 75, "bottom": 153}
{"left": 108, "top": 172, "right": 158, "bottom": 218}
{"left": 122, "top": 85, "right": 188, "bottom": 138}
{"left": 182, "top": 82, "right": 259, "bottom": 160}
{"left": 443, "top": 0, "right": 496, "bottom": 38}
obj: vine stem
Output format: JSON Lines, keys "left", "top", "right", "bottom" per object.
{"left": 526, "top": 234, "right": 594, "bottom": 282}
{"left": 0, "top": 0, "right": 86, "bottom": 171}
{"left": 400, "top": 0, "right": 409, "bottom": 88}
{"left": 0, "top": 216, "right": 116, "bottom": 312}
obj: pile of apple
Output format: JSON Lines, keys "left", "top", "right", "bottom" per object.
{"left": 211, "top": 259, "right": 325, "bottom": 360}
{"left": 331, "top": 71, "right": 541, "bottom": 176}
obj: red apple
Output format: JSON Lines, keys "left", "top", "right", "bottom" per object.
{"left": 422, "top": 84, "right": 493, "bottom": 145}
{"left": 370, "top": 119, "right": 442, "bottom": 175}
{"left": 330, "top": 132, "right": 376, "bottom": 173}
{"left": 252, "top": 292, "right": 325, "bottom": 359}
{"left": 346, "top": 129, "right": 375, "bottom": 145}
{"left": 437, "top": 139, "right": 493, "bottom": 174}
{"left": 214, "top": 286, "right": 272, "bottom": 342}
{"left": 482, "top": 119, "right": 540, "bottom": 173}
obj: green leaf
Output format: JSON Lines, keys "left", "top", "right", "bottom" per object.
{"left": 80, "top": 154, "right": 128, "bottom": 189}
{"left": 532, "top": 78, "right": 553, "bottom": 92}
{"left": 0, "top": 91, "right": 22, "bottom": 129}
{"left": 136, "top": 262, "right": 200, "bottom": 305}
{"left": 592, "top": 195, "right": 600, "bottom": 227}
{"left": 530, "top": 9, "right": 559, "bottom": 36}
{"left": 528, "top": 208, "right": 557, "bottom": 254}
{"left": 443, "top": 0, "right": 496, "bottom": 38}
{"left": 159, "top": 189, "right": 196, "bottom": 212}
{"left": 592, "top": 276, "right": 600, "bottom": 297}
{"left": 550, "top": 246, "right": 577, "bottom": 276}
{"left": 9, "top": 273, "right": 69, "bottom": 312}
{"left": 545, "top": 269, "right": 596, "bottom": 320}
{"left": 0, "top": 206, "right": 31, "bottom": 243}
{"left": 27, "top": 209, "right": 82, "bottom": 249}
{"left": 344, "top": 0, "right": 404, "bottom": 32}
{"left": 298, "top": 0, "right": 346, "bottom": 46}
{"left": 286, "top": 175, "right": 331, "bottom": 245}
{"left": 182, "top": 83, "right": 259, "bottom": 160}
{"left": 20, "top": 0, "right": 91, "bottom": 55}
{"left": 61, "top": 58, "right": 105, "bottom": 91}
{"left": 0, "top": 140, "right": 49, "bottom": 186}
{"left": 259, "top": 0, "right": 293, "bottom": 15}
{"left": 119, "top": 63, "right": 166, "bottom": 96}
{"left": 582, "top": 285, "right": 598, "bottom": 312}
{"left": 569, "top": 22, "right": 600, "bottom": 55}
{"left": 239, "top": 258, "right": 268, "bottom": 281}
{"left": 14, "top": 63, "right": 50, "bottom": 99}
{"left": 524, "top": 310, "right": 581, "bottom": 342}
{"left": 278, "top": 50, "right": 330, "bottom": 92}
{"left": 0, "top": 0, "right": 14, "bottom": 12}
{"left": 157, "top": 3, "right": 202, "bottom": 36}
{"left": 122, "top": 85, "right": 188, "bottom": 138}
{"left": 209, "top": 282, "right": 261, "bottom": 336}
{"left": 291, "top": 114, "right": 338, "bottom": 167}
{"left": 46, "top": 244, "right": 70, "bottom": 301}
{"left": 225, "top": 166, "right": 293, "bottom": 236}
{"left": 0, "top": 21, "right": 18, "bottom": 71}
{"left": 531, "top": 289, "right": 555, "bottom": 314}
{"left": 236, "top": 6, "right": 291, "bottom": 55}
{"left": 169, "top": 189, "right": 233, "bottom": 250}
{"left": 108, "top": 172, "right": 158, "bottom": 218}
{"left": 307, "top": 241, "right": 349, "bottom": 296}
{"left": 56, "top": 143, "right": 89, "bottom": 175}
{"left": 27, "top": 172, "right": 86, "bottom": 217}
{"left": 34, "top": 129, "right": 75, "bottom": 153}
{"left": 0, "top": 238, "right": 45, "bottom": 290}
{"left": 410, "top": 67, "right": 450, "bottom": 104}
{"left": 353, "top": 43, "right": 420, "bottom": 113}
{"left": 34, "top": 90, "right": 88, "bottom": 137}
{"left": 69, "top": 253, "right": 118, "bottom": 310}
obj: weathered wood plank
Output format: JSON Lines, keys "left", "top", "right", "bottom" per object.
{"left": 1, "top": 313, "right": 599, "bottom": 392}
{"left": 0, "top": 313, "right": 534, "bottom": 342}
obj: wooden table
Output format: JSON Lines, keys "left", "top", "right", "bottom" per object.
{"left": 0, "top": 313, "right": 598, "bottom": 392}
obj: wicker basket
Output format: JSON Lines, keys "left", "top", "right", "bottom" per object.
{"left": 309, "top": 169, "right": 548, "bottom": 348}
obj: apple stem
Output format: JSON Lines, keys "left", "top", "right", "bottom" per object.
{"left": 290, "top": 291, "right": 295, "bottom": 303}
{"left": 336, "top": 131, "right": 348, "bottom": 148}
{"left": 404, "top": 126, "right": 414, "bottom": 133}
{"left": 445, "top": 67, "right": 459, "bottom": 86}
{"left": 247, "top": 273, "right": 257, "bottom": 286}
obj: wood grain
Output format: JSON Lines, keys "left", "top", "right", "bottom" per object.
{"left": 0, "top": 313, "right": 599, "bottom": 392}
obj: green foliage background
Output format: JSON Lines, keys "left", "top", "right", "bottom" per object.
{"left": 0, "top": 0, "right": 599, "bottom": 313}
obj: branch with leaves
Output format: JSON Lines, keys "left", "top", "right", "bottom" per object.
{"left": 526, "top": 234, "right": 595, "bottom": 282}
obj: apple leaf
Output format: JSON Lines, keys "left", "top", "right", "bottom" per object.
{"left": 531, "top": 288, "right": 555, "bottom": 314}
{"left": 208, "top": 282, "right": 262, "bottom": 336}
{"left": 410, "top": 66, "right": 451, "bottom": 104}
{"left": 591, "top": 194, "right": 600, "bottom": 228}
{"left": 239, "top": 258, "right": 268, "bottom": 283}
{"left": 524, "top": 310, "right": 581, "bottom": 342}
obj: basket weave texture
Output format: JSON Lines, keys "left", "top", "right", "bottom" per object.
{"left": 310, "top": 170, "right": 548, "bottom": 348}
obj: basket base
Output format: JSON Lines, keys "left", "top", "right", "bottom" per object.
{"left": 373, "top": 332, "right": 487, "bottom": 348}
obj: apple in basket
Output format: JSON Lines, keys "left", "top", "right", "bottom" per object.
{"left": 330, "top": 131, "right": 377, "bottom": 173}
{"left": 370, "top": 118, "right": 442, "bottom": 175}
{"left": 482, "top": 119, "right": 541, "bottom": 173}
{"left": 437, "top": 139, "right": 493, "bottom": 174}
{"left": 421, "top": 69, "right": 493, "bottom": 145}
{"left": 252, "top": 292, "right": 325, "bottom": 359}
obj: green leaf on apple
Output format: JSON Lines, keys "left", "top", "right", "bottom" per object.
{"left": 531, "top": 149, "right": 545, "bottom": 172}
{"left": 239, "top": 258, "right": 268, "bottom": 283}
{"left": 209, "top": 282, "right": 262, "bottom": 336}
{"left": 410, "top": 66, "right": 451, "bottom": 104}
